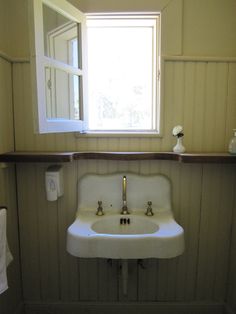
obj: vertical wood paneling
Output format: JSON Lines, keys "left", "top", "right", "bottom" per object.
{"left": 0, "top": 166, "right": 22, "bottom": 314}
{"left": 36, "top": 164, "right": 60, "bottom": 301}
{"left": 227, "top": 173, "right": 236, "bottom": 311}
{"left": 202, "top": 63, "right": 218, "bottom": 152}
{"left": 213, "top": 63, "right": 228, "bottom": 151}
{"left": 79, "top": 258, "right": 98, "bottom": 300}
{"left": 176, "top": 163, "right": 202, "bottom": 300}
{"left": 0, "top": 58, "right": 14, "bottom": 153}
{"left": 172, "top": 62, "right": 185, "bottom": 129}
{"left": 196, "top": 164, "right": 235, "bottom": 301}
{"left": 191, "top": 63, "right": 206, "bottom": 151}
{"left": 16, "top": 160, "right": 236, "bottom": 304}
{"left": 156, "top": 163, "right": 202, "bottom": 301}
{"left": 201, "top": 63, "right": 229, "bottom": 152}
{"left": 98, "top": 259, "right": 119, "bottom": 301}
{"left": 17, "top": 164, "right": 41, "bottom": 300}
{"left": 225, "top": 63, "right": 236, "bottom": 151}
{"left": 138, "top": 258, "right": 158, "bottom": 301}
{"left": 58, "top": 162, "right": 79, "bottom": 301}
{"left": 161, "top": 61, "right": 175, "bottom": 151}
{"left": 183, "top": 62, "right": 195, "bottom": 151}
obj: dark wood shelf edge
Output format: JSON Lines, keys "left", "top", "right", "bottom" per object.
{"left": 0, "top": 151, "right": 236, "bottom": 163}
{"left": 0, "top": 152, "right": 74, "bottom": 163}
{"left": 179, "top": 153, "right": 236, "bottom": 163}
{"left": 73, "top": 151, "right": 179, "bottom": 161}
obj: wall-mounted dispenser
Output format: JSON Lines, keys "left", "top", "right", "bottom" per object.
{"left": 45, "top": 165, "right": 64, "bottom": 201}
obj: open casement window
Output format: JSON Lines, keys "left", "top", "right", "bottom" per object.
{"left": 29, "top": 0, "right": 87, "bottom": 133}
{"left": 29, "top": 0, "right": 161, "bottom": 135}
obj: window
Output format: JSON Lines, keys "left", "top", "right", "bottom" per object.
{"left": 85, "top": 16, "right": 160, "bottom": 134}
{"left": 29, "top": 0, "right": 86, "bottom": 133}
{"left": 29, "top": 0, "right": 160, "bottom": 135}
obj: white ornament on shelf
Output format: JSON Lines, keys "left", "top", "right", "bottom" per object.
{"left": 173, "top": 137, "right": 186, "bottom": 153}
{"left": 172, "top": 125, "right": 186, "bottom": 153}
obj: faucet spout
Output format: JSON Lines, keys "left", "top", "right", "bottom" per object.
{"left": 121, "top": 176, "right": 129, "bottom": 215}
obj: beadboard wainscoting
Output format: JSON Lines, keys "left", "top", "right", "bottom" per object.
{"left": 16, "top": 160, "right": 236, "bottom": 307}
{"left": 12, "top": 60, "right": 236, "bottom": 153}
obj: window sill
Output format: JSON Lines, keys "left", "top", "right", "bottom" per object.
{"left": 0, "top": 151, "right": 236, "bottom": 164}
{"left": 74, "top": 131, "right": 162, "bottom": 138}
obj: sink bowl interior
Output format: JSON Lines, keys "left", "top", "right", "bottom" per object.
{"left": 91, "top": 216, "right": 159, "bottom": 235}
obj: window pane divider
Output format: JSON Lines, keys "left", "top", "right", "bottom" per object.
{"left": 43, "top": 56, "right": 82, "bottom": 76}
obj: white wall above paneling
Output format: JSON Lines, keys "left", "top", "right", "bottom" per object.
{"left": 183, "top": 0, "right": 236, "bottom": 57}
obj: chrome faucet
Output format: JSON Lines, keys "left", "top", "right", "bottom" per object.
{"left": 121, "top": 176, "right": 130, "bottom": 215}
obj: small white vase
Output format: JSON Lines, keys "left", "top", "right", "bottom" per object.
{"left": 173, "top": 137, "right": 186, "bottom": 153}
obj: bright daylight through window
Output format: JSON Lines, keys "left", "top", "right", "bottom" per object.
{"left": 30, "top": 0, "right": 160, "bottom": 134}
{"left": 85, "top": 15, "right": 160, "bottom": 134}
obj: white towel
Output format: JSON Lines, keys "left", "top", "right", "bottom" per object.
{"left": 0, "top": 208, "right": 13, "bottom": 294}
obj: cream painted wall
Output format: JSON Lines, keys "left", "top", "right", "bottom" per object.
{"left": 183, "top": 0, "right": 236, "bottom": 57}
{"left": 5, "top": 0, "right": 236, "bottom": 59}
{"left": 0, "top": 0, "right": 29, "bottom": 59}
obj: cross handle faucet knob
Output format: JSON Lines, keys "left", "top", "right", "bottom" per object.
{"left": 145, "top": 201, "right": 154, "bottom": 216}
{"left": 96, "top": 200, "right": 104, "bottom": 216}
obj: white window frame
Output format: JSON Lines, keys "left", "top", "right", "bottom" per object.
{"left": 84, "top": 14, "right": 160, "bottom": 135}
{"left": 28, "top": 0, "right": 87, "bottom": 133}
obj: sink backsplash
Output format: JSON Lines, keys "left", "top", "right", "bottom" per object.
{"left": 77, "top": 173, "right": 172, "bottom": 213}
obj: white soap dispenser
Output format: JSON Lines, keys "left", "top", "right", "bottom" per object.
{"left": 229, "top": 129, "right": 236, "bottom": 154}
{"left": 45, "top": 165, "right": 64, "bottom": 201}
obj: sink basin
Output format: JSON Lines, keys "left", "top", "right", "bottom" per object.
{"left": 91, "top": 215, "right": 159, "bottom": 235}
{"left": 66, "top": 173, "right": 185, "bottom": 259}
{"left": 67, "top": 209, "right": 184, "bottom": 259}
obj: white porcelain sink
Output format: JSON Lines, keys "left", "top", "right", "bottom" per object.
{"left": 67, "top": 209, "right": 184, "bottom": 259}
{"left": 66, "top": 173, "right": 185, "bottom": 259}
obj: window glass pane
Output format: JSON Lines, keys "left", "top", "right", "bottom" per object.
{"left": 45, "top": 67, "right": 80, "bottom": 120}
{"left": 87, "top": 20, "right": 155, "bottom": 131}
{"left": 43, "top": 4, "right": 79, "bottom": 67}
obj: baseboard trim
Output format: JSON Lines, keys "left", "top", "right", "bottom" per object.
{"left": 25, "top": 301, "right": 225, "bottom": 314}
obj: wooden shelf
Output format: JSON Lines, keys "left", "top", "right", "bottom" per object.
{"left": 0, "top": 152, "right": 74, "bottom": 163}
{"left": 179, "top": 153, "right": 236, "bottom": 163}
{"left": 0, "top": 151, "right": 236, "bottom": 164}
{"left": 73, "top": 151, "right": 179, "bottom": 161}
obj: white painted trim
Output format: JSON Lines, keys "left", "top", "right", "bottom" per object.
{"left": 74, "top": 131, "right": 163, "bottom": 138}
{"left": 2, "top": 51, "right": 236, "bottom": 65}
{"left": 28, "top": 0, "right": 86, "bottom": 133}
{"left": 0, "top": 50, "right": 30, "bottom": 63}
{"left": 163, "top": 55, "right": 236, "bottom": 63}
